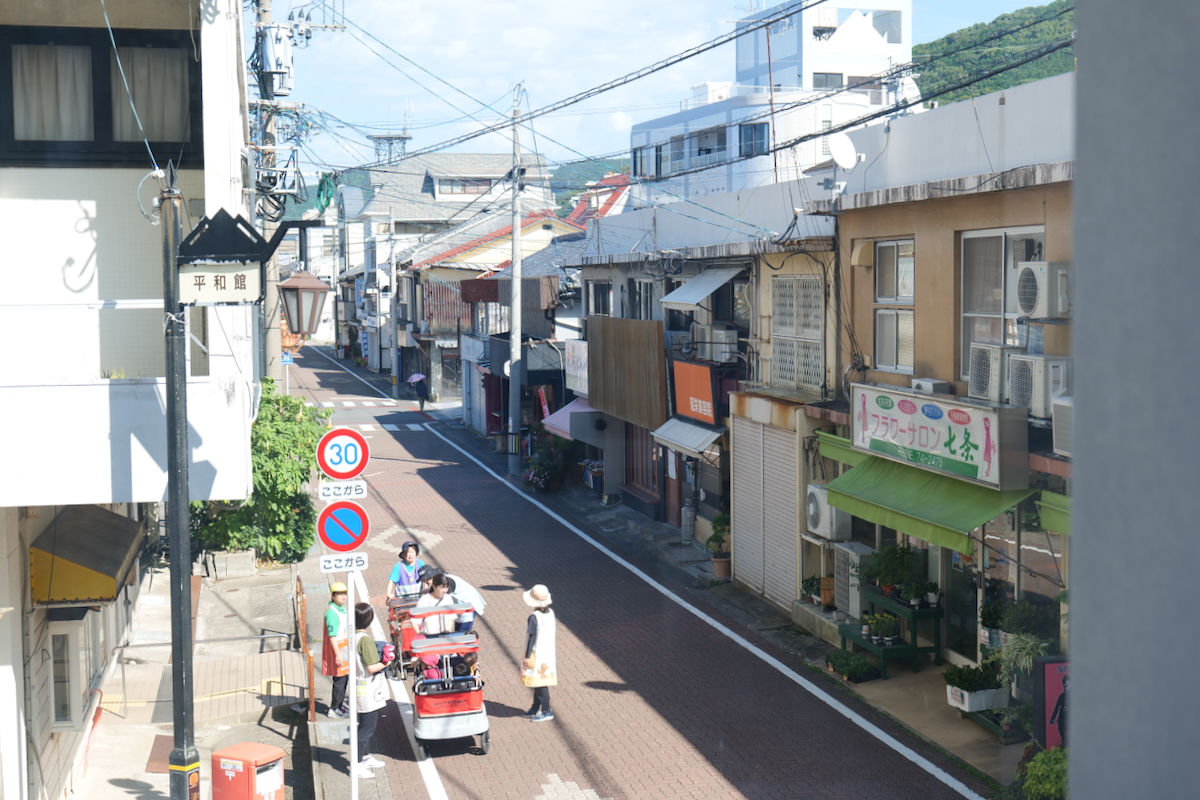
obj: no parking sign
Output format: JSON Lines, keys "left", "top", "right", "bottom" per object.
{"left": 317, "top": 502, "right": 370, "bottom": 552}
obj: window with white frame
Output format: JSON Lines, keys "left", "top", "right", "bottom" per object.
{"left": 873, "top": 240, "right": 915, "bottom": 373}
{"left": 587, "top": 281, "right": 612, "bottom": 317}
{"left": 47, "top": 610, "right": 93, "bottom": 731}
{"left": 631, "top": 279, "right": 654, "bottom": 320}
{"left": 960, "top": 227, "right": 1045, "bottom": 377}
{"left": 770, "top": 275, "right": 823, "bottom": 395}
{"left": 436, "top": 178, "right": 493, "bottom": 195}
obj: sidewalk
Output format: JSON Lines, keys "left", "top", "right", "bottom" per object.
{"left": 309, "top": 346, "right": 1019, "bottom": 788}
{"left": 78, "top": 562, "right": 316, "bottom": 800}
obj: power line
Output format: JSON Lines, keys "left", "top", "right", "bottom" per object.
{"left": 335, "top": 0, "right": 832, "bottom": 173}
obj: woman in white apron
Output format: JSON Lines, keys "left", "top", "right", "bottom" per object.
{"left": 353, "top": 603, "right": 389, "bottom": 778}
{"left": 520, "top": 584, "right": 556, "bottom": 723}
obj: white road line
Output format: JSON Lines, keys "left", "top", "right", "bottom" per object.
{"left": 351, "top": 570, "right": 449, "bottom": 800}
{"left": 341, "top": 401, "right": 356, "bottom": 407}
{"left": 362, "top": 401, "right": 377, "bottom": 407}
{"left": 322, "top": 401, "right": 335, "bottom": 408}
{"left": 382, "top": 424, "right": 400, "bottom": 432}
{"left": 306, "top": 346, "right": 393, "bottom": 399}
{"left": 423, "top": 424, "right": 985, "bottom": 800}
{"left": 358, "top": 424, "right": 376, "bottom": 432}
{"left": 407, "top": 423, "right": 424, "bottom": 432}
{"left": 382, "top": 401, "right": 397, "bottom": 407}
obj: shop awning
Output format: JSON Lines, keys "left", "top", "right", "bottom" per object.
{"left": 659, "top": 267, "right": 743, "bottom": 312}
{"left": 1036, "top": 491, "right": 1071, "bottom": 535}
{"left": 542, "top": 397, "right": 596, "bottom": 441}
{"left": 816, "top": 431, "right": 867, "bottom": 467}
{"left": 652, "top": 417, "right": 725, "bottom": 460}
{"left": 30, "top": 506, "right": 143, "bottom": 605}
{"left": 824, "top": 457, "right": 1035, "bottom": 555}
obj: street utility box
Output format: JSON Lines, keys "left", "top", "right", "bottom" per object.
{"left": 212, "top": 743, "right": 286, "bottom": 800}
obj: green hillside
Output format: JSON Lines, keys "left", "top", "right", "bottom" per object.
{"left": 913, "top": 1, "right": 1075, "bottom": 107}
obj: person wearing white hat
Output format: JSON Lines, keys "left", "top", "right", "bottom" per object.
{"left": 520, "top": 584, "right": 557, "bottom": 722}
{"left": 321, "top": 582, "right": 349, "bottom": 717}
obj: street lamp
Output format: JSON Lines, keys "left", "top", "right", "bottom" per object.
{"left": 278, "top": 270, "right": 332, "bottom": 337}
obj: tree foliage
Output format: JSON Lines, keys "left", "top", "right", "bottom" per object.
{"left": 192, "top": 378, "right": 332, "bottom": 563}
{"left": 913, "top": 1, "right": 1075, "bottom": 107}
{"left": 550, "top": 159, "right": 629, "bottom": 217}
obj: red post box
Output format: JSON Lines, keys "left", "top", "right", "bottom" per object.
{"left": 212, "top": 743, "right": 286, "bottom": 800}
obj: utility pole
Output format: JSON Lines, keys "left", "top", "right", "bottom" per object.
{"left": 508, "top": 91, "right": 523, "bottom": 476}
{"left": 389, "top": 207, "right": 400, "bottom": 398}
{"left": 161, "top": 177, "right": 198, "bottom": 800}
{"left": 258, "top": 0, "right": 283, "bottom": 383}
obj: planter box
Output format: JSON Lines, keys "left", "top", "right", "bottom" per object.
{"left": 946, "top": 684, "right": 1009, "bottom": 713}
{"left": 207, "top": 549, "right": 257, "bottom": 580}
{"left": 844, "top": 669, "right": 881, "bottom": 684}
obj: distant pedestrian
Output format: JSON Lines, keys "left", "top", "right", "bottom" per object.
{"left": 320, "top": 582, "right": 349, "bottom": 718}
{"left": 413, "top": 377, "right": 429, "bottom": 412}
{"left": 412, "top": 573, "right": 470, "bottom": 635}
{"left": 353, "top": 603, "right": 389, "bottom": 779}
{"left": 520, "top": 584, "right": 557, "bottom": 723}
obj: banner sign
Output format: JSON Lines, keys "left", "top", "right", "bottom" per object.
{"left": 673, "top": 360, "right": 716, "bottom": 425}
{"left": 850, "top": 383, "right": 1028, "bottom": 489}
{"left": 565, "top": 339, "right": 589, "bottom": 395}
{"left": 1033, "top": 656, "right": 1069, "bottom": 750}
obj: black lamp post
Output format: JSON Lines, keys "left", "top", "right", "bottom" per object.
{"left": 279, "top": 270, "right": 332, "bottom": 337}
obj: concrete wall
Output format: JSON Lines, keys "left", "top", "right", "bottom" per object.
{"left": 836, "top": 182, "right": 1074, "bottom": 395}
{"left": 1071, "top": 2, "right": 1200, "bottom": 796}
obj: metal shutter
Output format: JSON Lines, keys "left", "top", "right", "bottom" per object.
{"left": 731, "top": 416, "right": 764, "bottom": 593}
{"left": 762, "top": 425, "right": 799, "bottom": 609}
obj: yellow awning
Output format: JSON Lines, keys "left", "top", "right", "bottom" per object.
{"left": 31, "top": 506, "right": 143, "bottom": 604}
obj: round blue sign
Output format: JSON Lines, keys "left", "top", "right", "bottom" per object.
{"left": 921, "top": 404, "right": 944, "bottom": 420}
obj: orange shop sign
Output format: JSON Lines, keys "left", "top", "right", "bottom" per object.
{"left": 673, "top": 361, "right": 715, "bottom": 424}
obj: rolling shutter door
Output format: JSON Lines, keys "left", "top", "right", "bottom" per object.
{"left": 731, "top": 416, "right": 764, "bottom": 593}
{"left": 762, "top": 426, "right": 799, "bottom": 609}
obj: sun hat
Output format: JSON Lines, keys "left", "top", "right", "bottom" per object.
{"left": 523, "top": 584, "right": 552, "bottom": 607}
{"left": 330, "top": 582, "right": 348, "bottom": 594}
{"left": 417, "top": 565, "right": 434, "bottom": 581}
{"left": 399, "top": 541, "right": 420, "bottom": 557}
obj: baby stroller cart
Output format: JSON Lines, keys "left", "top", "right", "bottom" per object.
{"left": 410, "top": 633, "right": 488, "bottom": 758}
{"left": 386, "top": 595, "right": 420, "bottom": 679}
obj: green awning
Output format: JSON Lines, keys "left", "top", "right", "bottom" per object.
{"left": 824, "top": 457, "right": 1036, "bottom": 555}
{"left": 1036, "top": 491, "right": 1071, "bottom": 535}
{"left": 816, "top": 430, "right": 866, "bottom": 467}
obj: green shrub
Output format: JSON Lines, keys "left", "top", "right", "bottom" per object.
{"left": 1023, "top": 747, "right": 1067, "bottom": 800}
{"left": 942, "top": 662, "right": 1003, "bottom": 692}
{"left": 981, "top": 600, "right": 1009, "bottom": 629}
{"left": 191, "top": 378, "right": 332, "bottom": 564}
{"left": 826, "top": 650, "right": 878, "bottom": 680}
{"left": 1002, "top": 600, "right": 1058, "bottom": 639}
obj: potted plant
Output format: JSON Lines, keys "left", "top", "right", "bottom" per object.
{"left": 925, "top": 581, "right": 940, "bottom": 607}
{"left": 825, "top": 651, "right": 880, "bottom": 683}
{"left": 802, "top": 576, "right": 821, "bottom": 605}
{"left": 707, "top": 513, "right": 731, "bottom": 579}
{"left": 995, "top": 703, "right": 1033, "bottom": 735}
{"left": 980, "top": 600, "right": 1008, "bottom": 648}
{"left": 900, "top": 583, "right": 923, "bottom": 608}
{"left": 1001, "top": 599, "right": 1057, "bottom": 640}
{"left": 943, "top": 662, "right": 1008, "bottom": 712}
{"left": 872, "top": 613, "right": 900, "bottom": 646}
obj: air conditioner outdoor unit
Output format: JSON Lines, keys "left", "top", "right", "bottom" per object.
{"left": 806, "top": 484, "right": 851, "bottom": 541}
{"left": 710, "top": 327, "right": 739, "bottom": 363}
{"left": 1052, "top": 396, "right": 1073, "bottom": 458}
{"left": 1006, "top": 355, "right": 1072, "bottom": 419}
{"left": 968, "top": 344, "right": 1024, "bottom": 403}
{"left": 1016, "top": 261, "right": 1071, "bottom": 319}
{"left": 692, "top": 323, "right": 712, "bottom": 361}
{"left": 834, "top": 541, "right": 874, "bottom": 619}
{"left": 911, "top": 378, "right": 951, "bottom": 395}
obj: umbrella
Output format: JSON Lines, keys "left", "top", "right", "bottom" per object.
{"left": 407, "top": 373, "right": 426, "bottom": 383}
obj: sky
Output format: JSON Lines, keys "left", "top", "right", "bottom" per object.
{"left": 283, "top": 0, "right": 1046, "bottom": 176}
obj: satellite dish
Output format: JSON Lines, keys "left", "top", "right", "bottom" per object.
{"left": 828, "top": 132, "right": 859, "bottom": 171}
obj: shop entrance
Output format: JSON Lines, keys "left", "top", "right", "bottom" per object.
{"left": 945, "top": 546, "right": 979, "bottom": 662}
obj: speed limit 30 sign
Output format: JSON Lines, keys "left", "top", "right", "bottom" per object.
{"left": 317, "top": 427, "right": 371, "bottom": 480}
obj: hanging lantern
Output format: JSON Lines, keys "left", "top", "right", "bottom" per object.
{"left": 278, "top": 270, "right": 332, "bottom": 337}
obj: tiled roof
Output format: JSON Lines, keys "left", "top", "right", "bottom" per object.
{"left": 412, "top": 212, "right": 581, "bottom": 268}
{"left": 490, "top": 232, "right": 591, "bottom": 278}
{"left": 565, "top": 175, "right": 631, "bottom": 227}
{"left": 349, "top": 152, "right": 551, "bottom": 223}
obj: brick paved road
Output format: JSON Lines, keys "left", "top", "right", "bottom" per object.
{"left": 289, "top": 349, "right": 992, "bottom": 800}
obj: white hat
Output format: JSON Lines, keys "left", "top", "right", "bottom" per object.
{"left": 522, "top": 584, "right": 552, "bottom": 607}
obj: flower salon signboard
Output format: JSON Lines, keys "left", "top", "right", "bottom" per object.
{"left": 850, "top": 383, "right": 1028, "bottom": 490}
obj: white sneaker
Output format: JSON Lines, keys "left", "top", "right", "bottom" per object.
{"left": 326, "top": 708, "right": 345, "bottom": 718}
{"left": 352, "top": 765, "right": 376, "bottom": 779}
{"left": 361, "top": 756, "right": 384, "bottom": 768}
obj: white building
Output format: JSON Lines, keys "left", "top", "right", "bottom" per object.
{"left": 629, "top": 0, "right": 919, "bottom": 205}
{"left": 0, "top": 2, "right": 253, "bottom": 799}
